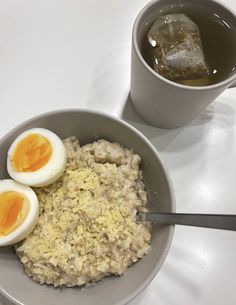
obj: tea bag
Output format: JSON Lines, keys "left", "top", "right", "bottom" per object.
{"left": 147, "top": 14, "right": 210, "bottom": 81}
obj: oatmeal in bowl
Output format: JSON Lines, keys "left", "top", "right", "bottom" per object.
{"left": 16, "top": 137, "right": 151, "bottom": 286}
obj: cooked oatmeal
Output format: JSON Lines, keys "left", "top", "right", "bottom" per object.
{"left": 16, "top": 137, "right": 151, "bottom": 287}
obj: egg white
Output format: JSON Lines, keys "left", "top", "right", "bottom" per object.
{"left": 7, "top": 128, "right": 67, "bottom": 187}
{"left": 0, "top": 179, "right": 39, "bottom": 247}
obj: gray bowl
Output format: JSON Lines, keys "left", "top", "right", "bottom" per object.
{"left": 0, "top": 110, "right": 175, "bottom": 305}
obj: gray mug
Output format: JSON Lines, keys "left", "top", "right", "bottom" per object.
{"left": 130, "top": 0, "right": 236, "bottom": 128}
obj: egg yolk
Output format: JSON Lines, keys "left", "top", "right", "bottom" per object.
{"left": 11, "top": 133, "right": 53, "bottom": 172}
{"left": 0, "top": 191, "right": 29, "bottom": 236}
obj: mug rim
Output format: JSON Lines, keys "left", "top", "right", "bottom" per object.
{"left": 132, "top": 0, "right": 236, "bottom": 91}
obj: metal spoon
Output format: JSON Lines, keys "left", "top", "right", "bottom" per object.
{"left": 137, "top": 212, "right": 236, "bottom": 231}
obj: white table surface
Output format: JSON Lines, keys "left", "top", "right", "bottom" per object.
{"left": 1, "top": 0, "right": 236, "bottom": 304}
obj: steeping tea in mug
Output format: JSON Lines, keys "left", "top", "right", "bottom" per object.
{"left": 141, "top": 4, "right": 236, "bottom": 86}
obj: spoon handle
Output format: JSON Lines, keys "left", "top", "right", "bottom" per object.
{"left": 137, "top": 212, "right": 236, "bottom": 231}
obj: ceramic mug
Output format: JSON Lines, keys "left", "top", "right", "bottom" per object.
{"left": 130, "top": 0, "right": 236, "bottom": 128}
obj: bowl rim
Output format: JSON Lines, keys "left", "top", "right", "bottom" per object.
{"left": 0, "top": 108, "right": 176, "bottom": 305}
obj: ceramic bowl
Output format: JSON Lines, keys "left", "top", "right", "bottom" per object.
{"left": 0, "top": 109, "right": 175, "bottom": 305}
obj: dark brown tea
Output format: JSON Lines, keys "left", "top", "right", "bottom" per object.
{"left": 141, "top": 4, "right": 236, "bottom": 86}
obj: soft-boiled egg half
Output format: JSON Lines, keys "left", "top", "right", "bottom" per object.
{"left": 7, "top": 128, "right": 66, "bottom": 187}
{"left": 0, "top": 179, "right": 39, "bottom": 246}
